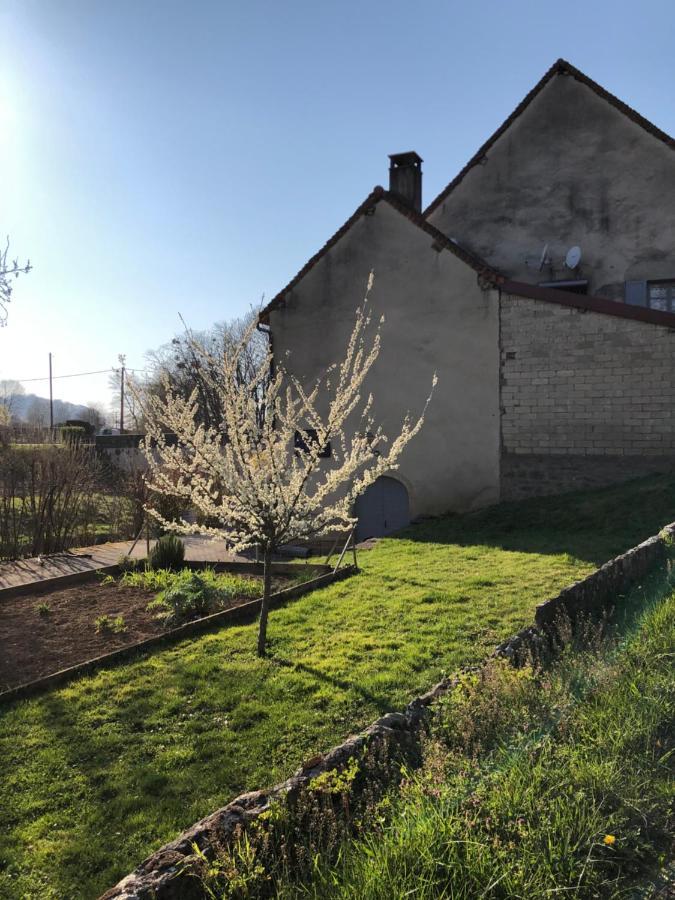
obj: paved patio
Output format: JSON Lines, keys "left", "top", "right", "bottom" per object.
{"left": 0, "top": 535, "right": 247, "bottom": 592}
{"left": 0, "top": 529, "right": 372, "bottom": 594}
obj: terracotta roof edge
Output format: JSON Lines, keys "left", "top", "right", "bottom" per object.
{"left": 380, "top": 191, "right": 501, "bottom": 279}
{"left": 259, "top": 188, "right": 503, "bottom": 323}
{"left": 259, "top": 187, "right": 386, "bottom": 320}
{"left": 423, "top": 58, "right": 675, "bottom": 218}
{"left": 501, "top": 279, "right": 675, "bottom": 328}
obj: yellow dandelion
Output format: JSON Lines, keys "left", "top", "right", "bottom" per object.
{"left": 603, "top": 834, "right": 616, "bottom": 846}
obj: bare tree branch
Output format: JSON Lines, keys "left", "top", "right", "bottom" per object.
{"left": 0, "top": 237, "right": 32, "bottom": 327}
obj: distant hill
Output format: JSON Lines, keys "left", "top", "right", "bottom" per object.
{"left": 5, "top": 393, "right": 100, "bottom": 425}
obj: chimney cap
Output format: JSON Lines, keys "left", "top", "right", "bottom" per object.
{"left": 389, "top": 151, "right": 423, "bottom": 167}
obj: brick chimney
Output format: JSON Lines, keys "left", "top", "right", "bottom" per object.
{"left": 388, "top": 152, "right": 423, "bottom": 212}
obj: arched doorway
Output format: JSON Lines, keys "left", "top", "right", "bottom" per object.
{"left": 354, "top": 476, "right": 410, "bottom": 542}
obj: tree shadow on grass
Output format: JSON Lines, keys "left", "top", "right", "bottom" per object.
{"left": 271, "top": 656, "right": 393, "bottom": 716}
{"left": 391, "top": 474, "right": 675, "bottom": 567}
{"left": 23, "top": 634, "right": 393, "bottom": 899}
{"left": 32, "top": 656, "right": 253, "bottom": 896}
{"left": 25, "top": 688, "right": 163, "bottom": 899}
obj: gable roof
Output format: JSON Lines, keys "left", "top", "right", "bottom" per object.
{"left": 424, "top": 58, "right": 675, "bottom": 218}
{"left": 259, "top": 187, "right": 500, "bottom": 321}
{"left": 259, "top": 179, "right": 675, "bottom": 329}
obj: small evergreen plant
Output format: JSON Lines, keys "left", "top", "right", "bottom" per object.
{"left": 149, "top": 534, "right": 185, "bottom": 571}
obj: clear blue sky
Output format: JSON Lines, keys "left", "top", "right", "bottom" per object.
{"left": 0, "top": 0, "right": 673, "bottom": 410}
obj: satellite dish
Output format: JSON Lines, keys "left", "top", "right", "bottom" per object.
{"left": 565, "top": 245, "right": 582, "bottom": 269}
{"left": 538, "top": 243, "right": 550, "bottom": 271}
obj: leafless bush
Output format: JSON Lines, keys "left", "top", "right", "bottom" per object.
{"left": 106, "top": 467, "right": 185, "bottom": 540}
{"left": 0, "top": 444, "right": 105, "bottom": 559}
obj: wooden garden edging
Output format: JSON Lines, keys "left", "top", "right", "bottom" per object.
{"left": 0, "top": 559, "right": 334, "bottom": 602}
{"left": 0, "top": 564, "right": 357, "bottom": 706}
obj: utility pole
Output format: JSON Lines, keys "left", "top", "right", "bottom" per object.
{"left": 118, "top": 354, "right": 126, "bottom": 434}
{"left": 48, "top": 352, "right": 54, "bottom": 433}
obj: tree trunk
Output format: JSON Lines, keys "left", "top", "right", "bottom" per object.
{"left": 257, "top": 546, "right": 273, "bottom": 657}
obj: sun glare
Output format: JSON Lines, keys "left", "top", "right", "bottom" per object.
{"left": 0, "top": 93, "right": 14, "bottom": 131}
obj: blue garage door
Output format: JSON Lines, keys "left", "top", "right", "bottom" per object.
{"left": 354, "top": 476, "right": 410, "bottom": 542}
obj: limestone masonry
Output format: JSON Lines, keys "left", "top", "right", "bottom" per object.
{"left": 259, "top": 58, "right": 675, "bottom": 535}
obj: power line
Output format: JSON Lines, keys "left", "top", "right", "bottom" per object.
{"left": 16, "top": 368, "right": 111, "bottom": 382}
{"left": 9, "top": 366, "right": 149, "bottom": 383}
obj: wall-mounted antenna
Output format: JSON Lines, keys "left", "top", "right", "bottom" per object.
{"left": 565, "top": 245, "right": 582, "bottom": 270}
{"left": 538, "top": 243, "right": 551, "bottom": 271}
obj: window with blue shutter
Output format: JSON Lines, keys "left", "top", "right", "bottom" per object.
{"left": 625, "top": 280, "right": 675, "bottom": 311}
{"left": 625, "top": 281, "right": 647, "bottom": 306}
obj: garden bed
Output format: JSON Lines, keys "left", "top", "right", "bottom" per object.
{"left": 0, "top": 568, "right": 292, "bottom": 692}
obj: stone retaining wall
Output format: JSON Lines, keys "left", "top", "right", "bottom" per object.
{"left": 102, "top": 521, "right": 675, "bottom": 899}
{"left": 495, "top": 525, "right": 674, "bottom": 663}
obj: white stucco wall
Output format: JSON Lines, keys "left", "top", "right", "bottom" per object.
{"left": 427, "top": 73, "right": 675, "bottom": 301}
{"left": 268, "top": 200, "right": 500, "bottom": 517}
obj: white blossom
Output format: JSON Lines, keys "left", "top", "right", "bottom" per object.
{"left": 130, "top": 277, "right": 435, "bottom": 654}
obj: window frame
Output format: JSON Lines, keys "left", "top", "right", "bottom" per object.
{"left": 647, "top": 279, "right": 675, "bottom": 313}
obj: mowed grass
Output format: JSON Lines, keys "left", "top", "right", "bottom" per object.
{"left": 1, "top": 475, "right": 674, "bottom": 899}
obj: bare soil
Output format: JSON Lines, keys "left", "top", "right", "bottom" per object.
{"left": 0, "top": 574, "right": 267, "bottom": 691}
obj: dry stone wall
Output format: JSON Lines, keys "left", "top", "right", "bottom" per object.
{"left": 102, "top": 522, "right": 675, "bottom": 900}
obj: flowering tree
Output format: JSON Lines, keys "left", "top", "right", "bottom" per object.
{"left": 136, "top": 277, "right": 435, "bottom": 656}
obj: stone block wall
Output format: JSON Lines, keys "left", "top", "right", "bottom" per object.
{"left": 500, "top": 293, "right": 675, "bottom": 497}
{"left": 501, "top": 453, "right": 675, "bottom": 501}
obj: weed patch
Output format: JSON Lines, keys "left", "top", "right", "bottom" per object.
{"left": 94, "top": 614, "right": 126, "bottom": 634}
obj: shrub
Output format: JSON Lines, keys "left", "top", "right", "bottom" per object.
{"left": 152, "top": 492, "right": 187, "bottom": 534}
{"left": 0, "top": 443, "right": 103, "bottom": 560}
{"left": 147, "top": 572, "right": 217, "bottom": 626}
{"left": 433, "top": 659, "right": 554, "bottom": 757}
{"left": 64, "top": 419, "right": 95, "bottom": 436}
{"left": 144, "top": 568, "right": 261, "bottom": 627}
{"left": 116, "top": 469, "right": 185, "bottom": 540}
{"left": 36, "top": 602, "right": 50, "bottom": 616}
{"left": 149, "top": 534, "right": 185, "bottom": 570}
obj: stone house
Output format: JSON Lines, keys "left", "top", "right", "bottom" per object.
{"left": 260, "top": 59, "right": 675, "bottom": 539}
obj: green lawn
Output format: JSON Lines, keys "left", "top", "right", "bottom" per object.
{"left": 1, "top": 475, "right": 674, "bottom": 899}
{"left": 279, "top": 583, "right": 675, "bottom": 898}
